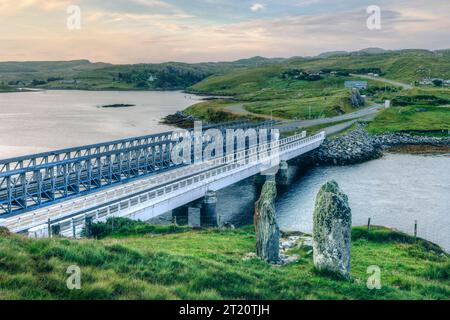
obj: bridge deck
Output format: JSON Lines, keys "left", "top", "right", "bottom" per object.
{"left": 2, "top": 131, "right": 325, "bottom": 236}
{"left": 0, "top": 120, "right": 277, "bottom": 216}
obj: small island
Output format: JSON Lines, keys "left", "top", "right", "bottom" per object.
{"left": 100, "top": 104, "right": 135, "bottom": 109}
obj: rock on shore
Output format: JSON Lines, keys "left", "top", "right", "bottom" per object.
{"left": 161, "top": 111, "right": 198, "bottom": 129}
{"left": 294, "top": 124, "right": 450, "bottom": 167}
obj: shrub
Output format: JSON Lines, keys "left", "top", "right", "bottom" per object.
{"left": 83, "top": 218, "right": 189, "bottom": 239}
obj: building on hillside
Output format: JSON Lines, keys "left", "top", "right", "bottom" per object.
{"left": 344, "top": 81, "right": 368, "bottom": 90}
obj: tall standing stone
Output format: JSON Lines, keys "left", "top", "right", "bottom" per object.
{"left": 313, "top": 181, "right": 352, "bottom": 279}
{"left": 254, "top": 180, "right": 280, "bottom": 263}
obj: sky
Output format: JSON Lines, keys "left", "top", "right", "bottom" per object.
{"left": 0, "top": 0, "right": 449, "bottom": 63}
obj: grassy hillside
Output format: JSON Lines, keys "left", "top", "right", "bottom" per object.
{"left": 0, "top": 57, "right": 283, "bottom": 91}
{"left": 185, "top": 50, "right": 450, "bottom": 124}
{"left": 366, "top": 105, "right": 450, "bottom": 134}
{"left": 0, "top": 223, "right": 448, "bottom": 300}
{"left": 185, "top": 72, "right": 380, "bottom": 121}
{"left": 0, "top": 60, "right": 110, "bottom": 84}
{"left": 190, "top": 49, "right": 450, "bottom": 96}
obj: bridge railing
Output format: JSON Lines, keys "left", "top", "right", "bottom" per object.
{"left": 4, "top": 131, "right": 325, "bottom": 234}
{"left": 0, "top": 120, "right": 277, "bottom": 215}
{"left": 0, "top": 119, "right": 276, "bottom": 173}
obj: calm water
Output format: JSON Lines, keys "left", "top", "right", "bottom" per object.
{"left": 0, "top": 90, "right": 202, "bottom": 159}
{"left": 1, "top": 91, "right": 448, "bottom": 250}
{"left": 218, "top": 153, "right": 450, "bottom": 251}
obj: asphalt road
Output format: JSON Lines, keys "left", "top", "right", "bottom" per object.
{"left": 351, "top": 74, "right": 414, "bottom": 90}
{"left": 274, "top": 104, "right": 383, "bottom": 132}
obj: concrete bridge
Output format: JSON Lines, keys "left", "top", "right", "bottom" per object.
{"left": 0, "top": 120, "right": 325, "bottom": 237}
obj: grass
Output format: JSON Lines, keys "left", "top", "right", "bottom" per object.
{"left": 190, "top": 50, "right": 450, "bottom": 95}
{"left": 186, "top": 50, "right": 450, "bottom": 123}
{"left": 185, "top": 76, "right": 363, "bottom": 121}
{"left": 183, "top": 100, "right": 243, "bottom": 122}
{"left": 0, "top": 223, "right": 448, "bottom": 300}
{"left": 244, "top": 91, "right": 355, "bottom": 120}
{"left": 280, "top": 120, "right": 353, "bottom": 138}
{"left": 366, "top": 105, "right": 450, "bottom": 135}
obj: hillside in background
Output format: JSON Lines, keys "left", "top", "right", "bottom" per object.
{"left": 0, "top": 57, "right": 284, "bottom": 91}
{"left": 182, "top": 49, "right": 450, "bottom": 123}
{"left": 1, "top": 49, "right": 449, "bottom": 92}
{"left": 189, "top": 49, "right": 450, "bottom": 95}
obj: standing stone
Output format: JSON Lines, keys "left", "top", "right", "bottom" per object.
{"left": 254, "top": 180, "right": 280, "bottom": 263}
{"left": 313, "top": 181, "right": 352, "bottom": 279}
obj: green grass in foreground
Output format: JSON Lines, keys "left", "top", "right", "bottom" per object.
{"left": 0, "top": 224, "right": 448, "bottom": 300}
{"left": 366, "top": 105, "right": 450, "bottom": 135}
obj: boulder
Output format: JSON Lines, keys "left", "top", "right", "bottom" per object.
{"left": 254, "top": 180, "right": 280, "bottom": 263}
{"left": 313, "top": 181, "right": 352, "bottom": 279}
{"left": 350, "top": 88, "right": 365, "bottom": 108}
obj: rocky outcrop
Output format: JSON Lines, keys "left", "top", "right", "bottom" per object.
{"left": 161, "top": 111, "right": 198, "bottom": 129}
{"left": 293, "top": 124, "right": 450, "bottom": 167}
{"left": 307, "top": 125, "right": 383, "bottom": 165}
{"left": 374, "top": 132, "right": 450, "bottom": 147}
{"left": 313, "top": 181, "right": 352, "bottom": 279}
{"left": 350, "top": 88, "right": 365, "bottom": 108}
{"left": 254, "top": 180, "right": 280, "bottom": 263}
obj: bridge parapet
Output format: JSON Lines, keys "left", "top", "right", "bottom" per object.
{"left": 0, "top": 120, "right": 277, "bottom": 216}
{"left": 2, "top": 131, "right": 326, "bottom": 236}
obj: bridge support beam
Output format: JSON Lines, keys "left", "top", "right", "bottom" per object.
{"left": 172, "top": 205, "right": 188, "bottom": 225}
{"left": 276, "top": 160, "right": 289, "bottom": 186}
{"left": 188, "top": 207, "right": 201, "bottom": 228}
{"left": 202, "top": 190, "right": 218, "bottom": 227}
{"left": 253, "top": 173, "right": 267, "bottom": 186}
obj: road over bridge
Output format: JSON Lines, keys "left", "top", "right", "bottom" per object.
{"left": 0, "top": 121, "right": 325, "bottom": 237}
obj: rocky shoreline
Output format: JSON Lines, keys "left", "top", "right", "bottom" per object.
{"left": 161, "top": 111, "right": 198, "bottom": 129}
{"left": 294, "top": 124, "right": 450, "bottom": 166}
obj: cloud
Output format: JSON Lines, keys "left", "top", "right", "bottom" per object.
{"left": 0, "top": 0, "right": 72, "bottom": 14}
{"left": 250, "top": 3, "right": 265, "bottom": 12}
{"left": 0, "top": 0, "right": 449, "bottom": 63}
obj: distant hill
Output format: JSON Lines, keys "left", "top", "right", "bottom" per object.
{"left": 315, "top": 48, "right": 387, "bottom": 59}
{"left": 0, "top": 57, "right": 283, "bottom": 91}
{"left": 190, "top": 49, "right": 450, "bottom": 95}
{"left": 316, "top": 51, "right": 349, "bottom": 59}
{"left": 1, "top": 49, "right": 449, "bottom": 91}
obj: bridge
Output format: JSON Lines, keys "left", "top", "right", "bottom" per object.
{"left": 0, "top": 120, "right": 325, "bottom": 237}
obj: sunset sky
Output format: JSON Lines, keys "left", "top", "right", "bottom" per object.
{"left": 0, "top": 0, "right": 449, "bottom": 63}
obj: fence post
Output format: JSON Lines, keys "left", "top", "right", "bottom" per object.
{"left": 414, "top": 220, "right": 418, "bottom": 240}
{"left": 48, "top": 218, "right": 51, "bottom": 238}
{"left": 367, "top": 218, "right": 371, "bottom": 240}
{"left": 85, "top": 216, "right": 92, "bottom": 238}
{"left": 72, "top": 218, "right": 76, "bottom": 238}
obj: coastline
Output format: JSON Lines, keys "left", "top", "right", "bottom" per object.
{"left": 293, "top": 124, "right": 450, "bottom": 167}
{"left": 384, "top": 144, "right": 450, "bottom": 154}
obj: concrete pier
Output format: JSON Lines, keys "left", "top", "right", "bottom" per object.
{"left": 276, "top": 160, "right": 289, "bottom": 186}
{"left": 202, "top": 190, "right": 218, "bottom": 227}
{"left": 188, "top": 207, "right": 201, "bottom": 228}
